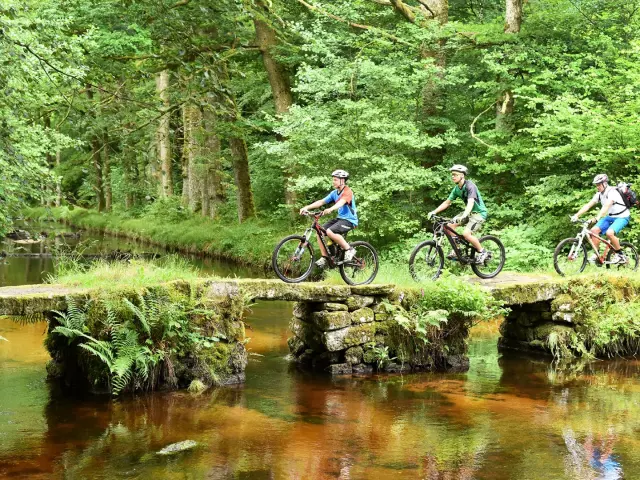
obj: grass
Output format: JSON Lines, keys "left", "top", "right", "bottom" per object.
{"left": 49, "top": 256, "right": 209, "bottom": 290}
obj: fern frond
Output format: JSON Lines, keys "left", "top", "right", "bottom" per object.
{"left": 80, "top": 342, "right": 115, "bottom": 368}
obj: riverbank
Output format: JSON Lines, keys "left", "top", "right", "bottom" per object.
{"left": 24, "top": 206, "right": 285, "bottom": 271}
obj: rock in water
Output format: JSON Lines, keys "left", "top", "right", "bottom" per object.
{"left": 156, "top": 440, "right": 198, "bottom": 455}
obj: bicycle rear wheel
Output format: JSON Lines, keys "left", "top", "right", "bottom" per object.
{"left": 272, "top": 235, "right": 314, "bottom": 283}
{"left": 605, "top": 241, "right": 639, "bottom": 272}
{"left": 339, "top": 241, "right": 379, "bottom": 285}
{"left": 471, "top": 235, "right": 506, "bottom": 279}
{"left": 409, "top": 240, "right": 444, "bottom": 281}
{"left": 553, "top": 238, "right": 587, "bottom": 276}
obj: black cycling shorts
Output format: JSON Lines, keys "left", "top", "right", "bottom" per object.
{"left": 322, "top": 218, "right": 355, "bottom": 236}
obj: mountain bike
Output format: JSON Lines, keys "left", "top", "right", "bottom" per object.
{"left": 409, "top": 215, "right": 505, "bottom": 281}
{"left": 553, "top": 218, "right": 639, "bottom": 276}
{"left": 272, "top": 211, "right": 379, "bottom": 285}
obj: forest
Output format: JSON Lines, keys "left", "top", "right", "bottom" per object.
{"left": 2, "top": 0, "right": 639, "bottom": 270}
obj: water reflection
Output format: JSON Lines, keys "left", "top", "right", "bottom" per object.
{"left": 0, "top": 221, "right": 263, "bottom": 286}
{"left": 2, "top": 304, "right": 640, "bottom": 478}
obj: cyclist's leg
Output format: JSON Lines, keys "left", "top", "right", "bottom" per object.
{"left": 317, "top": 219, "right": 339, "bottom": 258}
{"left": 592, "top": 217, "right": 611, "bottom": 251}
{"left": 461, "top": 214, "right": 485, "bottom": 252}
{"left": 326, "top": 219, "right": 354, "bottom": 252}
{"left": 606, "top": 217, "right": 630, "bottom": 251}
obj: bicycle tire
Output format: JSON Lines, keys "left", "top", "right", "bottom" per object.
{"left": 553, "top": 238, "right": 587, "bottom": 276}
{"left": 272, "top": 235, "right": 315, "bottom": 283}
{"left": 339, "top": 241, "right": 379, "bottom": 285}
{"left": 605, "top": 241, "right": 640, "bottom": 272}
{"left": 409, "top": 240, "right": 444, "bottom": 281}
{"left": 471, "top": 235, "right": 506, "bottom": 279}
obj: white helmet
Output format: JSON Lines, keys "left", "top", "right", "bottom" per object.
{"left": 450, "top": 164, "right": 468, "bottom": 174}
{"left": 331, "top": 169, "right": 349, "bottom": 179}
{"left": 592, "top": 174, "right": 608, "bottom": 185}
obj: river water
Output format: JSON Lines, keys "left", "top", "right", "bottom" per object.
{"left": 0, "top": 224, "right": 639, "bottom": 479}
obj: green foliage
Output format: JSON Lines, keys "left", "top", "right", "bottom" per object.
{"left": 50, "top": 286, "right": 240, "bottom": 395}
{"left": 546, "top": 276, "right": 640, "bottom": 360}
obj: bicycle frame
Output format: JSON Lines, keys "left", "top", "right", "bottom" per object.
{"left": 300, "top": 212, "right": 345, "bottom": 268}
{"left": 569, "top": 221, "right": 617, "bottom": 265}
{"left": 431, "top": 216, "right": 474, "bottom": 265}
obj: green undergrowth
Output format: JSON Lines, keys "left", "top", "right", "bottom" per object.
{"left": 385, "top": 275, "right": 508, "bottom": 368}
{"left": 548, "top": 274, "right": 640, "bottom": 360}
{"left": 25, "top": 205, "right": 287, "bottom": 269}
{"left": 45, "top": 282, "right": 249, "bottom": 395}
{"left": 49, "top": 255, "right": 207, "bottom": 289}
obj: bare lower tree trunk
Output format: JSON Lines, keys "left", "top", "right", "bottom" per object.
{"left": 505, "top": 0, "right": 523, "bottom": 33}
{"left": 92, "top": 137, "right": 105, "bottom": 212}
{"left": 55, "top": 150, "right": 62, "bottom": 207}
{"left": 229, "top": 136, "right": 255, "bottom": 222}
{"left": 202, "top": 107, "right": 225, "bottom": 219}
{"left": 182, "top": 104, "right": 203, "bottom": 212}
{"left": 123, "top": 147, "right": 135, "bottom": 210}
{"left": 103, "top": 132, "right": 112, "bottom": 212}
{"left": 254, "top": 8, "right": 297, "bottom": 210}
{"left": 156, "top": 70, "right": 173, "bottom": 197}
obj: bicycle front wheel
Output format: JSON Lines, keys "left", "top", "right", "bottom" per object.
{"left": 605, "top": 241, "right": 639, "bottom": 272}
{"left": 553, "top": 238, "right": 587, "bottom": 276}
{"left": 272, "top": 235, "right": 314, "bottom": 283}
{"left": 339, "top": 241, "right": 379, "bottom": 285}
{"left": 409, "top": 240, "right": 444, "bottom": 281}
{"left": 471, "top": 235, "right": 506, "bottom": 279}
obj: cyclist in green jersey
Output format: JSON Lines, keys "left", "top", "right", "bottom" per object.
{"left": 427, "top": 165, "right": 489, "bottom": 263}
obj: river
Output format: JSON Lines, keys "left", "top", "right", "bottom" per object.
{"left": 0, "top": 223, "right": 638, "bottom": 479}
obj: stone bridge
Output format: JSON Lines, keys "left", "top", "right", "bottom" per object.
{"left": 0, "top": 275, "right": 573, "bottom": 380}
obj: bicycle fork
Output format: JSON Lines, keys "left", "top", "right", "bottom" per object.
{"left": 293, "top": 229, "right": 314, "bottom": 259}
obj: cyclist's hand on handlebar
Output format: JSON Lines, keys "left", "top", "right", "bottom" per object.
{"left": 570, "top": 215, "right": 579, "bottom": 223}
{"left": 427, "top": 211, "right": 436, "bottom": 220}
{"left": 299, "top": 207, "right": 309, "bottom": 215}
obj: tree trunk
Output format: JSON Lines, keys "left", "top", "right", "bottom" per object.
{"left": 92, "top": 136, "right": 105, "bottom": 212}
{"left": 156, "top": 70, "right": 173, "bottom": 197}
{"left": 182, "top": 104, "right": 203, "bottom": 212}
{"left": 504, "top": 0, "right": 523, "bottom": 33}
{"left": 229, "top": 136, "right": 255, "bottom": 222}
{"left": 55, "top": 150, "right": 62, "bottom": 207}
{"left": 202, "top": 107, "right": 225, "bottom": 219}
{"left": 103, "top": 132, "right": 112, "bottom": 212}
{"left": 253, "top": 10, "right": 297, "bottom": 210}
{"left": 123, "top": 146, "right": 135, "bottom": 210}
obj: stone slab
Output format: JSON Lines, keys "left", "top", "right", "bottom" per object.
{"left": 311, "top": 311, "right": 351, "bottom": 331}
{"left": 322, "top": 323, "right": 376, "bottom": 352}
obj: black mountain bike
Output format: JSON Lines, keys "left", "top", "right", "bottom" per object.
{"left": 409, "top": 215, "right": 506, "bottom": 281}
{"left": 272, "top": 211, "right": 379, "bottom": 285}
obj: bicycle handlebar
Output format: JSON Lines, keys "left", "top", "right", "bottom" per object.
{"left": 301, "top": 210, "right": 324, "bottom": 217}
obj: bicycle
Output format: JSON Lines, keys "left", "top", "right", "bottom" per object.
{"left": 272, "top": 211, "right": 379, "bottom": 285}
{"left": 553, "top": 218, "right": 639, "bottom": 276}
{"left": 409, "top": 215, "right": 506, "bottom": 281}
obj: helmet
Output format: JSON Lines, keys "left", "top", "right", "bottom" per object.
{"left": 331, "top": 169, "right": 349, "bottom": 179}
{"left": 592, "top": 174, "right": 608, "bottom": 185}
{"left": 449, "top": 164, "right": 468, "bottom": 175}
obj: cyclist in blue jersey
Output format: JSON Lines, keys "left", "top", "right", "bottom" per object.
{"left": 300, "top": 170, "right": 358, "bottom": 269}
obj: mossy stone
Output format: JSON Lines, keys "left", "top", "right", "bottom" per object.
{"left": 345, "top": 346, "right": 364, "bottom": 364}
{"left": 350, "top": 307, "right": 374, "bottom": 325}
{"left": 322, "top": 323, "right": 376, "bottom": 352}
{"left": 323, "top": 302, "right": 348, "bottom": 312}
{"left": 311, "top": 311, "right": 351, "bottom": 331}
{"left": 346, "top": 296, "right": 375, "bottom": 311}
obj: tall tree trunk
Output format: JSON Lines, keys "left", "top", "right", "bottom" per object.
{"left": 123, "top": 146, "right": 135, "bottom": 210}
{"left": 253, "top": 8, "right": 297, "bottom": 209}
{"left": 156, "top": 70, "right": 173, "bottom": 197}
{"left": 229, "top": 135, "right": 255, "bottom": 222}
{"left": 497, "top": 0, "right": 522, "bottom": 140}
{"left": 504, "top": 0, "right": 523, "bottom": 33}
{"left": 182, "top": 104, "right": 203, "bottom": 212}
{"left": 103, "top": 132, "right": 112, "bottom": 212}
{"left": 420, "top": 0, "right": 448, "bottom": 169}
{"left": 202, "top": 107, "right": 225, "bottom": 219}
{"left": 55, "top": 150, "right": 62, "bottom": 207}
{"left": 92, "top": 137, "right": 105, "bottom": 212}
